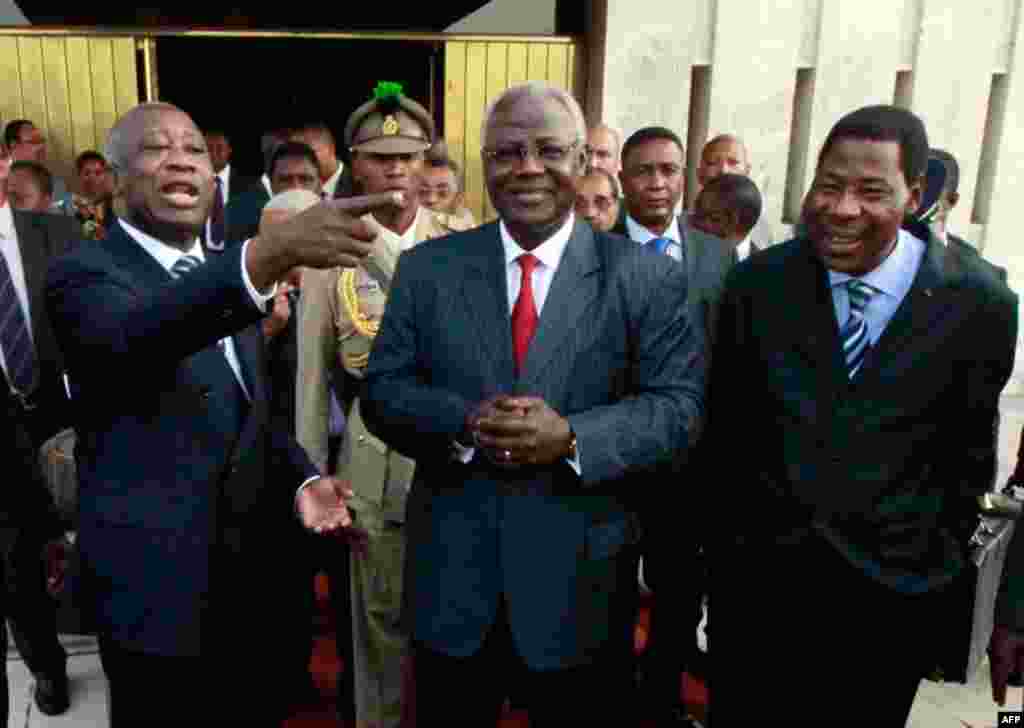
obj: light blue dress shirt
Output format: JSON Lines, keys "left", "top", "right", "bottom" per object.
{"left": 826, "top": 229, "right": 926, "bottom": 343}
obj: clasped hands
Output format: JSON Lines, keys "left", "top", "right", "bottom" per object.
{"left": 465, "top": 395, "right": 572, "bottom": 468}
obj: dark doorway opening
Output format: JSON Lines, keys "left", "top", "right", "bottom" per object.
{"left": 154, "top": 36, "right": 444, "bottom": 178}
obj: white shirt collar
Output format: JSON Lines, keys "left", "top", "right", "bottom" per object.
{"left": 119, "top": 218, "right": 204, "bottom": 273}
{"left": 0, "top": 202, "right": 14, "bottom": 240}
{"left": 735, "top": 233, "right": 752, "bottom": 261}
{"left": 217, "top": 163, "right": 231, "bottom": 186}
{"left": 398, "top": 207, "right": 424, "bottom": 250}
{"left": 261, "top": 174, "right": 272, "bottom": 196}
{"left": 322, "top": 162, "right": 344, "bottom": 197}
{"left": 625, "top": 214, "right": 681, "bottom": 245}
{"left": 499, "top": 213, "right": 575, "bottom": 272}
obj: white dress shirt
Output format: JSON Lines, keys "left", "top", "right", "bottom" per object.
{"left": 625, "top": 214, "right": 684, "bottom": 262}
{"left": 455, "top": 213, "right": 582, "bottom": 474}
{"left": 0, "top": 202, "right": 31, "bottom": 382}
{"left": 119, "top": 218, "right": 275, "bottom": 400}
{"left": 261, "top": 174, "right": 272, "bottom": 197}
{"left": 321, "top": 163, "right": 344, "bottom": 199}
{"left": 736, "top": 233, "right": 753, "bottom": 262}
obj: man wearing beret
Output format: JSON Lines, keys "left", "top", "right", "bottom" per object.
{"left": 296, "top": 82, "right": 461, "bottom": 728}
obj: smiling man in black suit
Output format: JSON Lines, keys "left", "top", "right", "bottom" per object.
{"left": 710, "top": 105, "right": 1017, "bottom": 725}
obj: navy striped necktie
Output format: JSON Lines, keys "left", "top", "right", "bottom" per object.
{"left": 841, "top": 279, "right": 879, "bottom": 379}
{"left": 0, "top": 249, "right": 35, "bottom": 394}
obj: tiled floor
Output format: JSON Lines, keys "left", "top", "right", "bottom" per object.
{"left": 8, "top": 395, "right": 1024, "bottom": 727}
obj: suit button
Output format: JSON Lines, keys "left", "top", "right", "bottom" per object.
{"left": 199, "top": 387, "right": 211, "bottom": 401}
{"left": 358, "top": 435, "right": 366, "bottom": 444}
{"left": 221, "top": 309, "right": 234, "bottom": 320}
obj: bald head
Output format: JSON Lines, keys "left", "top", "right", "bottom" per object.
{"left": 697, "top": 134, "right": 751, "bottom": 187}
{"left": 587, "top": 123, "right": 622, "bottom": 174}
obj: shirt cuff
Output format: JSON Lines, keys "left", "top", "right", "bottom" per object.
{"left": 452, "top": 440, "right": 475, "bottom": 464}
{"left": 295, "top": 475, "right": 322, "bottom": 504}
{"left": 240, "top": 238, "right": 278, "bottom": 309}
{"left": 565, "top": 445, "right": 582, "bottom": 477}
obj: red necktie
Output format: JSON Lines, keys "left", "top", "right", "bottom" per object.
{"left": 512, "top": 253, "right": 540, "bottom": 376}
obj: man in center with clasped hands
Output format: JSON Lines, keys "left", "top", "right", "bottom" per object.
{"left": 359, "top": 81, "right": 705, "bottom": 726}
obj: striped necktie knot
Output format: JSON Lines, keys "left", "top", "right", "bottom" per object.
{"left": 841, "top": 279, "right": 879, "bottom": 380}
{"left": 171, "top": 255, "right": 202, "bottom": 278}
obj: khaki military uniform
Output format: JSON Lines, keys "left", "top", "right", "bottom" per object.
{"left": 296, "top": 206, "right": 458, "bottom": 728}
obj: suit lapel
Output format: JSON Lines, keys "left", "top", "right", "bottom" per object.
{"left": 855, "top": 236, "right": 961, "bottom": 387}
{"left": 792, "top": 239, "right": 849, "bottom": 391}
{"left": 460, "top": 224, "right": 515, "bottom": 391}
{"left": 518, "top": 220, "right": 601, "bottom": 390}
{"left": 231, "top": 325, "right": 265, "bottom": 406}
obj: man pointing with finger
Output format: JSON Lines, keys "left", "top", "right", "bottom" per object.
{"left": 44, "top": 102, "right": 399, "bottom": 727}
{"left": 362, "top": 82, "right": 705, "bottom": 726}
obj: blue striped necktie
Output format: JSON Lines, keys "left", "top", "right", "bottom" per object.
{"left": 0, "top": 248, "right": 35, "bottom": 394}
{"left": 840, "top": 279, "right": 878, "bottom": 379}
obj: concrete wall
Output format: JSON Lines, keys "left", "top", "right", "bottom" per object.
{"left": 587, "top": 0, "right": 1024, "bottom": 393}
{"left": 446, "top": 0, "right": 556, "bottom": 34}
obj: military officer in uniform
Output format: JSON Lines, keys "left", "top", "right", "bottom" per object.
{"left": 295, "top": 83, "right": 462, "bottom": 728}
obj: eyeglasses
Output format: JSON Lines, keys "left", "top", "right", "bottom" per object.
{"left": 482, "top": 139, "right": 581, "bottom": 168}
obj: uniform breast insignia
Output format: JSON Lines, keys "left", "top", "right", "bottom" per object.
{"left": 338, "top": 269, "right": 381, "bottom": 370}
{"left": 381, "top": 115, "right": 400, "bottom": 136}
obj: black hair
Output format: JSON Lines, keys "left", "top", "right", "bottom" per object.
{"left": 620, "top": 126, "right": 685, "bottom": 168}
{"left": 929, "top": 148, "right": 960, "bottom": 196}
{"left": 4, "top": 119, "right": 33, "bottom": 149}
{"left": 10, "top": 160, "right": 53, "bottom": 197}
{"left": 699, "top": 173, "right": 761, "bottom": 233}
{"left": 268, "top": 141, "right": 319, "bottom": 179}
{"left": 818, "top": 105, "right": 928, "bottom": 185}
{"left": 75, "top": 150, "right": 107, "bottom": 174}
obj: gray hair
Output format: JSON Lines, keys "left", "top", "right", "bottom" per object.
{"left": 104, "top": 102, "right": 182, "bottom": 175}
{"left": 479, "top": 82, "right": 587, "bottom": 148}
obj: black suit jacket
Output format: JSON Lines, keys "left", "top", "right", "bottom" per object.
{"left": 363, "top": 219, "right": 705, "bottom": 670}
{"left": 9, "top": 210, "right": 78, "bottom": 445}
{"left": 45, "top": 222, "right": 318, "bottom": 658}
{"left": 224, "top": 184, "right": 270, "bottom": 247}
{"left": 0, "top": 369, "right": 63, "bottom": 554}
{"left": 708, "top": 230, "right": 1016, "bottom": 584}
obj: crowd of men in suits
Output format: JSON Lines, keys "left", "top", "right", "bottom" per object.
{"left": 0, "top": 76, "right": 1023, "bottom": 728}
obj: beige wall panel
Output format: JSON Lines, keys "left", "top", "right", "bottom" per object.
{"left": 912, "top": 0, "right": 1002, "bottom": 237}
{"left": 41, "top": 37, "right": 73, "bottom": 183}
{"left": 706, "top": 0, "right": 807, "bottom": 242}
{"left": 483, "top": 42, "right": 509, "bottom": 220}
{"left": 111, "top": 37, "right": 138, "bottom": 116}
{"left": 0, "top": 36, "right": 24, "bottom": 126}
{"left": 546, "top": 43, "right": 569, "bottom": 90}
{"left": 88, "top": 38, "right": 118, "bottom": 151}
{"left": 65, "top": 37, "right": 97, "bottom": 156}
{"left": 803, "top": 0, "right": 905, "bottom": 195}
{"left": 463, "top": 42, "right": 489, "bottom": 223}
{"left": 16, "top": 37, "right": 46, "bottom": 138}
{"left": 978, "top": 8, "right": 1024, "bottom": 394}
{"left": 444, "top": 40, "right": 468, "bottom": 189}
{"left": 600, "top": 1, "right": 702, "bottom": 148}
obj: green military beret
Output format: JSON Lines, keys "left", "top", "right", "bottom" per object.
{"left": 344, "top": 81, "right": 435, "bottom": 155}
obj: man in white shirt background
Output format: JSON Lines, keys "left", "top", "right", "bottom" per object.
{"left": 0, "top": 132, "right": 79, "bottom": 718}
